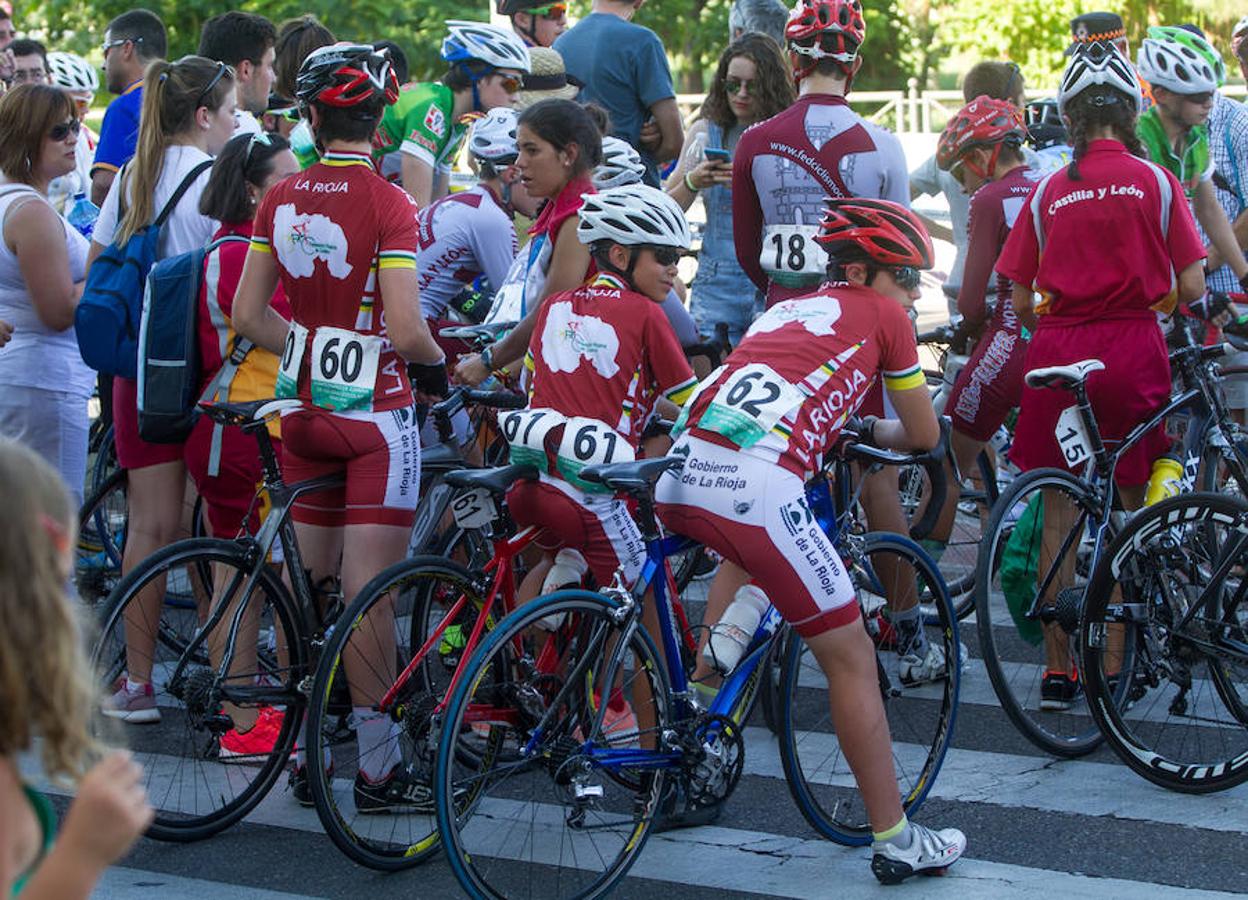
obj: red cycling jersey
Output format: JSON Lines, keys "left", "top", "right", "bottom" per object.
{"left": 679, "top": 283, "right": 923, "bottom": 479}
{"left": 251, "top": 149, "right": 420, "bottom": 412}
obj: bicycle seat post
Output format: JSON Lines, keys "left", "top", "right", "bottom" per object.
{"left": 1071, "top": 382, "right": 1111, "bottom": 478}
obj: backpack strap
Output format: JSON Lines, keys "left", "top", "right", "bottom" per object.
{"left": 154, "top": 160, "right": 214, "bottom": 228}
{"left": 198, "top": 233, "right": 259, "bottom": 476}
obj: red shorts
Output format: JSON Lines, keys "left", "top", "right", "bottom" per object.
{"left": 281, "top": 406, "right": 421, "bottom": 528}
{"left": 112, "top": 376, "right": 184, "bottom": 470}
{"left": 655, "top": 435, "right": 860, "bottom": 638}
{"left": 1010, "top": 317, "right": 1170, "bottom": 487}
{"left": 947, "top": 324, "right": 1027, "bottom": 442}
{"left": 184, "top": 415, "right": 282, "bottom": 538}
{"left": 506, "top": 476, "right": 646, "bottom": 586}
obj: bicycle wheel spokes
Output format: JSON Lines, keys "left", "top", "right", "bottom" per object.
{"left": 92, "top": 539, "right": 302, "bottom": 841}
{"left": 780, "top": 536, "right": 958, "bottom": 845}
{"left": 1083, "top": 493, "right": 1248, "bottom": 793}
{"left": 438, "top": 591, "right": 670, "bottom": 900}
{"left": 975, "top": 470, "right": 1104, "bottom": 757}
{"left": 76, "top": 469, "right": 128, "bottom": 611}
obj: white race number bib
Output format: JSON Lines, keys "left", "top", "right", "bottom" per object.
{"left": 701, "top": 364, "right": 804, "bottom": 449}
{"left": 275, "top": 322, "right": 309, "bottom": 400}
{"left": 308, "top": 326, "right": 382, "bottom": 412}
{"left": 556, "top": 417, "right": 635, "bottom": 491}
{"left": 500, "top": 407, "right": 566, "bottom": 471}
{"left": 760, "top": 224, "right": 823, "bottom": 278}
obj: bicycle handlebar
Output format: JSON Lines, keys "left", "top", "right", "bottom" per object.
{"left": 430, "top": 387, "right": 526, "bottom": 444}
{"left": 838, "top": 417, "right": 949, "bottom": 541}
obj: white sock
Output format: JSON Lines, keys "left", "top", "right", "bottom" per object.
{"left": 126, "top": 676, "right": 148, "bottom": 693}
{"left": 355, "top": 707, "right": 402, "bottom": 781}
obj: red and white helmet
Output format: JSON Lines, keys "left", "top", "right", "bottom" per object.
{"left": 936, "top": 95, "right": 1026, "bottom": 175}
{"left": 784, "top": 0, "right": 865, "bottom": 81}
{"left": 815, "top": 198, "right": 934, "bottom": 269}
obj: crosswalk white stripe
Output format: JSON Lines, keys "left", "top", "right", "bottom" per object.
{"left": 94, "top": 867, "right": 327, "bottom": 899}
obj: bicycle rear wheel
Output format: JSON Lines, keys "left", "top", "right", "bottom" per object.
{"left": 91, "top": 538, "right": 304, "bottom": 841}
{"left": 778, "top": 533, "right": 959, "bottom": 845}
{"left": 305, "top": 555, "right": 481, "bottom": 870}
{"left": 77, "top": 468, "right": 127, "bottom": 611}
{"left": 974, "top": 469, "right": 1106, "bottom": 757}
{"left": 435, "top": 589, "right": 671, "bottom": 900}
{"left": 1082, "top": 492, "right": 1248, "bottom": 793}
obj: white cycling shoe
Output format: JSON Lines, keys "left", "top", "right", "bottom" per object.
{"left": 898, "top": 641, "right": 947, "bottom": 687}
{"left": 871, "top": 822, "right": 967, "bottom": 884}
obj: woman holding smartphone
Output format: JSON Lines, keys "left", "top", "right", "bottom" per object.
{"left": 666, "top": 33, "right": 794, "bottom": 345}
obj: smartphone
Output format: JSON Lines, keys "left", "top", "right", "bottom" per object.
{"left": 703, "top": 147, "right": 732, "bottom": 164}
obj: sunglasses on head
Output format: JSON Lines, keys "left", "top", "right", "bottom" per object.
{"left": 194, "top": 61, "right": 231, "bottom": 110}
{"left": 49, "top": 119, "right": 81, "bottom": 142}
{"left": 244, "top": 130, "right": 274, "bottom": 172}
{"left": 724, "top": 77, "right": 754, "bottom": 96}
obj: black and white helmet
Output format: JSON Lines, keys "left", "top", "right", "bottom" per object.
{"left": 442, "top": 20, "right": 532, "bottom": 73}
{"left": 1058, "top": 40, "right": 1142, "bottom": 116}
{"left": 468, "top": 107, "right": 520, "bottom": 162}
{"left": 593, "top": 137, "right": 646, "bottom": 189}
{"left": 577, "top": 184, "right": 692, "bottom": 249}
{"left": 47, "top": 51, "right": 99, "bottom": 94}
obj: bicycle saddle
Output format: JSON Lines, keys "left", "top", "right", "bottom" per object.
{"left": 579, "top": 456, "right": 684, "bottom": 494}
{"left": 438, "top": 321, "right": 516, "bottom": 342}
{"left": 443, "top": 464, "right": 538, "bottom": 496}
{"left": 1024, "top": 359, "right": 1105, "bottom": 391}
{"left": 198, "top": 398, "right": 302, "bottom": 428}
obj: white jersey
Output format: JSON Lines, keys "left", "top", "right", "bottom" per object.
{"left": 415, "top": 184, "right": 518, "bottom": 319}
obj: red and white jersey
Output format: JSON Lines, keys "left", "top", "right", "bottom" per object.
{"left": 681, "top": 284, "right": 923, "bottom": 478}
{"left": 415, "top": 185, "right": 518, "bottom": 319}
{"left": 958, "top": 165, "right": 1043, "bottom": 329}
{"left": 251, "top": 149, "right": 420, "bottom": 411}
{"left": 524, "top": 272, "right": 697, "bottom": 444}
{"left": 732, "top": 94, "right": 910, "bottom": 304}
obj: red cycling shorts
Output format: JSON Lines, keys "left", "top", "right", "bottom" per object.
{"left": 183, "top": 415, "right": 282, "bottom": 538}
{"left": 112, "top": 376, "right": 184, "bottom": 470}
{"left": 946, "top": 320, "right": 1027, "bottom": 443}
{"left": 280, "top": 405, "right": 421, "bottom": 528}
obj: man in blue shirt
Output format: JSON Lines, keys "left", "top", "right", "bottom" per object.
{"left": 90, "top": 8, "right": 165, "bottom": 206}
{"left": 554, "top": 0, "right": 682, "bottom": 185}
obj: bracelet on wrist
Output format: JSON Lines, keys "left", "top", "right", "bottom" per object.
{"left": 684, "top": 172, "right": 700, "bottom": 193}
{"left": 480, "top": 345, "right": 495, "bottom": 371}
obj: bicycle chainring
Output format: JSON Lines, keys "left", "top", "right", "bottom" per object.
{"left": 684, "top": 713, "right": 745, "bottom": 807}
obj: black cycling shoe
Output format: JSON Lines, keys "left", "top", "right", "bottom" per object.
{"left": 1040, "top": 671, "right": 1081, "bottom": 711}
{"left": 288, "top": 763, "right": 332, "bottom": 807}
{"left": 652, "top": 780, "right": 723, "bottom": 833}
{"left": 354, "top": 763, "right": 437, "bottom": 814}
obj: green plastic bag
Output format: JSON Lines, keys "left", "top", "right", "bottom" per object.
{"left": 998, "top": 494, "right": 1045, "bottom": 647}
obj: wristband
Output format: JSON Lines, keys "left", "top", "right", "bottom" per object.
{"left": 684, "top": 172, "right": 700, "bottom": 193}
{"left": 480, "top": 345, "right": 495, "bottom": 371}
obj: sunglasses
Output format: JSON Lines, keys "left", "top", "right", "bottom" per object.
{"left": 889, "top": 265, "right": 922, "bottom": 291}
{"left": 496, "top": 73, "right": 523, "bottom": 94}
{"left": 101, "top": 36, "right": 139, "bottom": 58}
{"left": 194, "top": 61, "right": 231, "bottom": 111}
{"left": 48, "top": 119, "right": 81, "bottom": 142}
{"left": 644, "top": 246, "right": 682, "bottom": 266}
{"left": 724, "top": 77, "right": 754, "bottom": 96}
{"left": 1182, "top": 91, "right": 1215, "bottom": 105}
{"left": 530, "top": 3, "right": 567, "bottom": 17}
{"left": 244, "top": 130, "right": 273, "bottom": 172}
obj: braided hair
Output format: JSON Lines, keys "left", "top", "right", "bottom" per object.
{"left": 1064, "top": 87, "right": 1144, "bottom": 181}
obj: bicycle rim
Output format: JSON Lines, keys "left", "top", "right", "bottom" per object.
{"left": 76, "top": 467, "right": 127, "bottom": 612}
{"left": 779, "top": 534, "right": 959, "bottom": 845}
{"left": 92, "top": 539, "right": 303, "bottom": 841}
{"left": 437, "top": 590, "right": 670, "bottom": 899}
{"left": 975, "top": 470, "right": 1105, "bottom": 757}
{"left": 1082, "top": 492, "right": 1248, "bottom": 793}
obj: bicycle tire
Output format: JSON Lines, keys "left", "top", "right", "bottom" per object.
{"left": 91, "top": 538, "right": 305, "bottom": 842}
{"left": 77, "top": 467, "right": 128, "bottom": 611}
{"left": 778, "top": 532, "right": 960, "bottom": 845}
{"left": 1081, "top": 492, "right": 1248, "bottom": 793}
{"left": 974, "top": 468, "right": 1105, "bottom": 757}
{"left": 435, "top": 589, "right": 671, "bottom": 900}
{"left": 305, "top": 554, "right": 482, "bottom": 870}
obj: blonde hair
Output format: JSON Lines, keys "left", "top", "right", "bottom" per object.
{"left": 117, "top": 55, "right": 234, "bottom": 245}
{"left": 0, "top": 439, "right": 98, "bottom": 780}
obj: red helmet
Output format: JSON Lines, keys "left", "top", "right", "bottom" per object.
{"left": 815, "top": 198, "right": 934, "bottom": 269}
{"left": 936, "top": 95, "right": 1026, "bottom": 173}
{"left": 785, "top": 0, "right": 866, "bottom": 81}
{"left": 295, "top": 43, "right": 400, "bottom": 110}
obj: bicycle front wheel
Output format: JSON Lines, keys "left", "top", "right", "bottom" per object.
{"left": 974, "top": 468, "right": 1106, "bottom": 757}
{"left": 778, "top": 533, "right": 959, "bottom": 845}
{"left": 436, "top": 589, "right": 671, "bottom": 900}
{"left": 91, "top": 538, "right": 304, "bottom": 842}
{"left": 1082, "top": 492, "right": 1248, "bottom": 793}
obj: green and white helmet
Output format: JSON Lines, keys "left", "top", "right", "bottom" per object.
{"left": 1137, "top": 26, "right": 1224, "bottom": 93}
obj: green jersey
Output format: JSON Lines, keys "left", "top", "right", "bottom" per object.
{"left": 1137, "top": 107, "right": 1213, "bottom": 199}
{"left": 373, "top": 82, "right": 468, "bottom": 173}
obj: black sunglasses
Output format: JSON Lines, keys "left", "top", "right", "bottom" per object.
{"left": 49, "top": 119, "right": 82, "bottom": 142}
{"left": 643, "top": 246, "right": 682, "bottom": 266}
{"left": 890, "top": 265, "right": 922, "bottom": 291}
{"left": 194, "top": 61, "right": 231, "bottom": 111}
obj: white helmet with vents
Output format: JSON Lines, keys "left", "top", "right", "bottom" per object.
{"left": 1058, "top": 40, "right": 1142, "bottom": 116}
{"left": 47, "top": 51, "right": 99, "bottom": 94}
{"left": 577, "top": 184, "right": 692, "bottom": 249}
{"left": 468, "top": 107, "right": 520, "bottom": 161}
{"left": 1137, "top": 29, "right": 1219, "bottom": 95}
{"left": 442, "top": 20, "right": 532, "bottom": 73}
{"left": 593, "top": 137, "right": 646, "bottom": 189}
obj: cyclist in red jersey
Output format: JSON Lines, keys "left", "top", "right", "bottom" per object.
{"left": 996, "top": 42, "right": 1206, "bottom": 707}
{"left": 926, "top": 97, "right": 1039, "bottom": 544}
{"left": 657, "top": 199, "right": 966, "bottom": 883}
{"left": 234, "top": 44, "right": 450, "bottom": 809}
{"left": 732, "top": 0, "right": 909, "bottom": 309}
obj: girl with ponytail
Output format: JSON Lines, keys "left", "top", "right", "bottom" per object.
{"left": 87, "top": 55, "right": 237, "bottom": 724}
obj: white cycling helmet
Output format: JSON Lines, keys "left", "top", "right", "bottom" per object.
{"left": 1058, "top": 40, "right": 1142, "bottom": 116}
{"left": 442, "top": 20, "right": 531, "bottom": 74}
{"left": 577, "top": 184, "right": 692, "bottom": 250}
{"left": 468, "top": 107, "right": 520, "bottom": 162}
{"left": 47, "top": 51, "right": 99, "bottom": 95}
{"left": 1137, "top": 29, "right": 1220, "bottom": 95}
{"left": 593, "top": 137, "right": 646, "bottom": 189}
